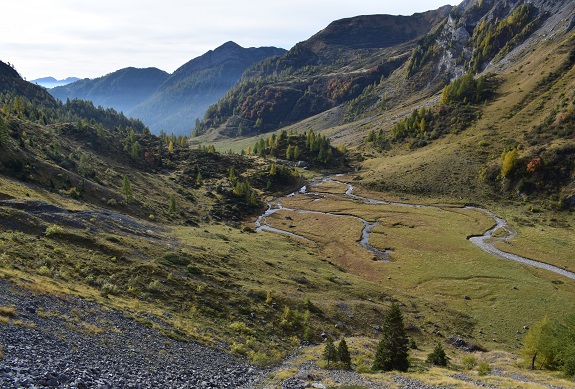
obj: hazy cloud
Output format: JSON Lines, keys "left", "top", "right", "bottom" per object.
{"left": 2, "top": 0, "right": 453, "bottom": 80}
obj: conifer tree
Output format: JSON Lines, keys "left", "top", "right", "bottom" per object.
{"left": 323, "top": 339, "right": 338, "bottom": 368}
{"left": 426, "top": 343, "right": 449, "bottom": 366}
{"left": 121, "top": 175, "right": 133, "bottom": 202}
{"left": 372, "top": 303, "right": 409, "bottom": 372}
{"left": 338, "top": 338, "right": 352, "bottom": 369}
{"left": 229, "top": 165, "right": 237, "bottom": 183}
{"left": 169, "top": 194, "right": 176, "bottom": 213}
{"left": 293, "top": 145, "right": 300, "bottom": 160}
{"left": 0, "top": 116, "right": 8, "bottom": 147}
{"left": 286, "top": 144, "right": 293, "bottom": 159}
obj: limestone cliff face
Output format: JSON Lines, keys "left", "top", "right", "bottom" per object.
{"left": 411, "top": 0, "right": 575, "bottom": 83}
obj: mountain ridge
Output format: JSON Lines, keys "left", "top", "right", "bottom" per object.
{"left": 193, "top": 6, "right": 452, "bottom": 138}
{"left": 49, "top": 42, "right": 286, "bottom": 135}
{"left": 50, "top": 67, "right": 170, "bottom": 114}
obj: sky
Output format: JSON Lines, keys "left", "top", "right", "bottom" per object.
{"left": 2, "top": 0, "right": 453, "bottom": 81}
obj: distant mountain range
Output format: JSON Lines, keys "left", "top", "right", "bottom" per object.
{"left": 31, "top": 76, "right": 80, "bottom": 88}
{"left": 50, "top": 68, "right": 170, "bottom": 115}
{"left": 49, "top": 42, "right": 286, "bottom": 135}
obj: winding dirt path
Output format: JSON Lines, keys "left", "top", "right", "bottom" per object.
{"left": 255, "top": 177, "right": 575, "bottom": 280}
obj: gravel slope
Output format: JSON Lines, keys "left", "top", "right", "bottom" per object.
{"left": 0, "top": 279, "right": 260, "bottom": 389}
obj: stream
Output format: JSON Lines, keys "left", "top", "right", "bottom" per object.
{"left": 255, "top": 177, "right": 575, "bottom": 280}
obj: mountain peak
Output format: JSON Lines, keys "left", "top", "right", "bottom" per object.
{"left": 217, "top": 41, "right": 243, "bottom": 50}
{"left": 304, "top": 5, "right": 452, "bottom": 51}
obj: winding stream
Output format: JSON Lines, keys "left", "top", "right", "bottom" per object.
{"left": 255, "top": 177, "right": 575, "bottom": 280}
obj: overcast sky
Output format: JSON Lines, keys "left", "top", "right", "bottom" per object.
{"left": 2, "top": 1, "right": 453, "bottom": 81}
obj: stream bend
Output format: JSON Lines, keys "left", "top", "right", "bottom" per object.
{"left": 255, "top": 177, "right": 575, "bottom": 280}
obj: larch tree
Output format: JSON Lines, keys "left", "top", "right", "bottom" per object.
{"left": 121, "top": 175, "right": 133, "bottom": 202}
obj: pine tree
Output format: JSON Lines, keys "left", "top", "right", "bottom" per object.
{"left": 372, "top": 303, "right": 409, "bottom": 372}
{"left": 338, "top": 338, "right": 352, "bottom": 369}
{"left": 323, "top": 339, "right": 338, "bottom": 368}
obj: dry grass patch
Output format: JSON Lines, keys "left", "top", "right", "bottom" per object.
{"left": 0, "top": 306, "right": 17, "bottom": 318}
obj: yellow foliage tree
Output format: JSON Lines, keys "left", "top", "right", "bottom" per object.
{"left": 501, "top": 149, "right": 519, "bottom": 178}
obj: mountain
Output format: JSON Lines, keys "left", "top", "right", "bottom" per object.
{"left": 49, "top": 67, "right": 169, "bottom": 114}
{"left": 194, "top": 6, "right": 452, "bottom": 137}
{"left": 0, "top": 61, "right": 57, "bottom": 106}
{"left": 129, "top": 42, "right": 286, "bottom": 135}
{"left": 31, "top": 76, "right": 80, "bottom": 88}
{"left": 196, "top": 0, "right": 575, "bottom": 205}
{"left": 49, "top": 42, "right": 286, "bottom": 135}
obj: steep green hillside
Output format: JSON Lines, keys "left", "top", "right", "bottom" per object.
{"left": 355, "top": 0, "right": 575, "bottom": 208}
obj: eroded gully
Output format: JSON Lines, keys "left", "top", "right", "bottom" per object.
{"left": 255, "top": 176, "right": 575, "bottom": 280}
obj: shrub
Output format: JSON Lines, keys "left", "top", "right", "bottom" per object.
{"left": 100, "top": 282, "right": 119, "bottom": 297}
{"left": 230, "top": 342, "right": 249, "bottom": 356}
{"left": 249, "top": 350, "right": 282, "bottom": 367}
{"left": 162, "top": 252, "right": 189, "bottom": 266}
{"left": 462, "top": 355, "right": 478, "bottom": 370}
{"left": 146, "top": 280, "right": 166, "bottom": 293}
{"left": 229, "top": 321, "right": 252, "bottom": 335}
{"left": 37, "top": 265, "right": 52, "bottom": 276}
{"left": 355, "top": 363, "right": 371, "bottom": 374}
{"left": 186, "top": 265, "right": 202, "bottom": 275}
{"left": 478, "top": 362, "right": 491, "bottom": 376}
{"left": 44, "top": 224, "right": 64, "bottom": 237}
{"left": 0, "top": 306, "right": 17, "bottom": 318}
